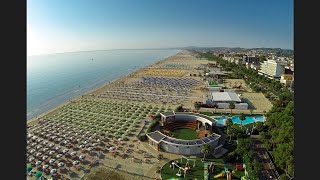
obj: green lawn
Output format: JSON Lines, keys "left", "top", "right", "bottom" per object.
{"left": 170, "top": 128, "right": 197, "bottom": 140}
{"left": 161, "top": 157, "right": 246, "bottom": 180}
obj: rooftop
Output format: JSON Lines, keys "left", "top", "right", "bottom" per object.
{"left": 211, "top": 92, "right": 242, "bottom": 102}
{"left": 146, "top": 131, "right": 166, "bottom": 143}
{"left": 160, "top": 112, "right": 175, "bottom": 117}
{"left": 146, "top": 131, "right": 220, "bottom": 146}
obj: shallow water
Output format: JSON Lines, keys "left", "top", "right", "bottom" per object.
{"left": 27, "top": 49, "right": 181, "bottom": 120}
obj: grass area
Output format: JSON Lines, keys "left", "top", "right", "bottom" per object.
{"left": 170, "top": 128, "right": 197, "bottom": 140}
{"left": 209, "top": 85, "right": 221, "bottom": 87}
{"left": 161, "top": 157, "right": 245, "bottom": 180}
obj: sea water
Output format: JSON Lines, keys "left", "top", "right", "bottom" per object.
{"left": 27, "top": 49, "right": 181, "bottom": 120}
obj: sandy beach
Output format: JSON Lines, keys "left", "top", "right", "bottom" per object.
{"left": 26, "top": 50, "right": 272, "bottom": 179}
{"left": 26, "top": 50, "right": 212, "bottom": 180}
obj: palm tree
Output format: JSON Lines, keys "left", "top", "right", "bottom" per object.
{"left": 239, "top": 113, "right": 246, "bottom": 130}
{"left": 229, "top": 102, "right": 235, "bottom": 115}
{"left": 194, "top": 102, "right": 201, "bottom": 112}
{"left": 226, "top": 118, "right": 233, "bottom": 143}
{"left": 201, "top": 144, "right": 210, "bottom": 162}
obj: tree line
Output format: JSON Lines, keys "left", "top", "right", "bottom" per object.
{"left": 194, "top": 50, "right": 294, "bottom": 179}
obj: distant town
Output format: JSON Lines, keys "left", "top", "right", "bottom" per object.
{"left": 187, "top": 47, "right": 294, "bottom": 91}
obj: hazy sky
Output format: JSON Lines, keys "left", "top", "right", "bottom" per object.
{"left": 27, "top": 0, "right": 293, "bottom": 56}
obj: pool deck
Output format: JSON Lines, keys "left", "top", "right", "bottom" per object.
{"left": 212, "top": 115, "right": 266, "bottom": 126}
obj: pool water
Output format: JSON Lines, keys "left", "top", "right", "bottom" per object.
{"left": 214, "top": 115, "right": 265, "bottom": 126}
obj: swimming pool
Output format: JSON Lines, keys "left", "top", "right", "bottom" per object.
{"left": 214, "top": 115, "right": 265, "bottom": 126}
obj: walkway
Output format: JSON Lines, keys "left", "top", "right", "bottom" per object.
{"left": 141, "top": 141, "right": 186, "bottom": 179}
{"left": 203, "top": 162, "right": 209, "bottom": 180}
{"left": 250, "top": 135, "right": 278, "bottom": 180}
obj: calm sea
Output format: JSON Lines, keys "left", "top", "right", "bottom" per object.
{"left": 27, "top": 49, "right": 181, "bottom": 120}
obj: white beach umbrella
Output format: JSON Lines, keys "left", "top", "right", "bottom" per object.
{"left": 42, "top": 165, "right": 49, "bottom": 170}
{"left": 42, "top": 155, "right": 48, "bottom": 160}
{"left": 35, "top": 152, "right": 42, "bottom": 157}
{"left": 72, "top": 161, "right": 80, "bottom": 166}
{"left": 35, "top": 161, "right": 42, "bottom": 166}
{"left": 56, "top": 154, "right": 62, "bottom": 159}
{"left": 57, "top": 162, "right": 64, "bottom": 167}
{"left": 79, "top": 154, "right": 86, "bottom": 160}
{"left": 50, "top": 169, "right": 57, "bottom": 174}
{"left": 28, "top": 157, "right": 35, "bottom": 162}
{"left": 48, "top": 151, "right": 55, "bottom": 155}
{"left": 49, "top": 159, "right": 56, "bottom": 164}
{"left": 62, "top": 149, "right": 69, "bottom": 154}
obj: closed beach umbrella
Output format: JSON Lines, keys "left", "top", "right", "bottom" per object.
{"left": 35, "top": 171, "right": 42, "bottom": 178}
{"left": 26, "top": 166, "right": 32, "bottom": 172}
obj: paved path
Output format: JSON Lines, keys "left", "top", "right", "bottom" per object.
{"left": 141, "top": 141, "right": 182, "bottom": 179}
{"left": 104, "top": 90, "right": 201, "bottom": 99}
{"left": 203, "top": 162, "right": 209, "bottom": 180}
{"left": 250, "top": 135, "right": 278, "bottom": 180}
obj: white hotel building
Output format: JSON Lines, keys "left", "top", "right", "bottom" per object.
{"left": 258, "top": 59, "right": 287, "bottom": 79}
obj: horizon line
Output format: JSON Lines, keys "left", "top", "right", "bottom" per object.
{"left": 27, "top": 46, "right": 293, "bottom": 57}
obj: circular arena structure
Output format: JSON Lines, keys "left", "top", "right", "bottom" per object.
{"left": 146, "top": 112, "right": 223, "bottom": 156}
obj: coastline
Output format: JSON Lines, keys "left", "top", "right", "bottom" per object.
{"left": 27, "top": 50, "right": 183, "bottom": 124}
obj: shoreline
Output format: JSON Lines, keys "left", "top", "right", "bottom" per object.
{"left": 27, "top": 50, "right": 183, "bottom": 124}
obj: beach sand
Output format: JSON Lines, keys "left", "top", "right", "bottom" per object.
{"left": 27, "top": 50, "right": 272, "bottom": 179}
{"left": 27, "top": 50, "right": 208, "bottom": 125}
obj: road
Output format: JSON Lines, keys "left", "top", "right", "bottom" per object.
{"left": 250, "top": 135, "right": 278, "bottom": 180}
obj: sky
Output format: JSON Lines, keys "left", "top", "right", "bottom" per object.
{"left": 27, "top": 0, "right": 293, "bottom": 56}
